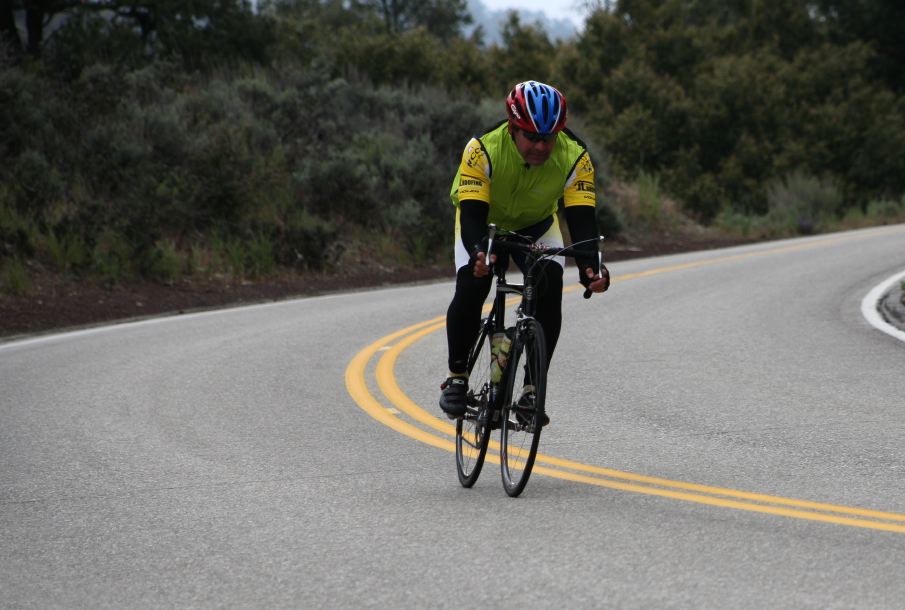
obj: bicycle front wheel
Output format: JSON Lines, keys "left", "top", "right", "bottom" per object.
{"left": 500, "top": 319, "right": 547, "bottom": 497}
{"left": 455, "top": 317, "right": 494, "bottom": 488}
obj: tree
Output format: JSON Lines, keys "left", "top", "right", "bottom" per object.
{"left": 0, "top": 1, "right": 21, "bottom": 57}
{"left": 356, "top": 0, "right": 471, "bottom": 40}
{"left": 488, "top": 12, "right": 555, "bottom": 91}
{"left": 2, "top": 0, "right": 270, "bottom": 65}
{"left": 814, "top": 0, "right": 905, "bottom": 91}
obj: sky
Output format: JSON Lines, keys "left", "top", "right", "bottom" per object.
{"left": 478, "top": 0, "right": 591, "bottom": 29}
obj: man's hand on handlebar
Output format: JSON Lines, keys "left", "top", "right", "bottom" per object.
{"left": 583, "top": 264, "right": 610, "bottom": 294}
{"left": 472, "top": 252, "right": 497, "bottom": 278}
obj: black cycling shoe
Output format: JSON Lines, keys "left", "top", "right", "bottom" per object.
{"left": 439, "top": 376, "right": 468, "bottom": 418}
{"left": 514, "top": 389, "right": 549, "bottom": 428}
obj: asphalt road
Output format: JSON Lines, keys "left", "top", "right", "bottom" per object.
{"left": 2, "top": 224, "right": 905, "bottom": 608}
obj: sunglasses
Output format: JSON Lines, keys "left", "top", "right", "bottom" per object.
{"left": 519, "top": 128, "right": 557, "bottom": 143}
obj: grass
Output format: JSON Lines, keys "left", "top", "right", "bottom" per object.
{"left": 44, "top": 230, "right": 88, "bottom": 271}
{"left": 636, "top": 172, "right": 665, "bottom": 227}
{"left": 2, "top": 258, "right": 31, "bottom": 296}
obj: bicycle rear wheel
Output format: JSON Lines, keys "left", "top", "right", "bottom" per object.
{"left": 455, "top": 317, "right": 494, "bottom": 487}
{"left": 500, "top": 319, "right": 547, "bottom": 497}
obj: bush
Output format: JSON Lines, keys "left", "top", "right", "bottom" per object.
{"left": 676, "top": 173, "right": 725, "bottom": 223}
{"left": 865, "top": 198, "right": 905, "bottom": 221}
{"left": 144, "top": 240, "right": 184, "bottom": 282}
{"left": 636, "top": 172, "right": 664, "bottom": 227}
{"left": 596, "top": 203, "right": 624, "bottom": 239}
{"left": 0, "top": 197, "right": 38, "bottom": 259}
{"left": 713, "top": 208, "right": 755, "bottom": 238}
{"left": 43, "top": 230, "right": 89, "bottom": 272}
{"left": 92, "top": 228, "right": 132, "bottom": 285}
{"left": 1, "top": 257, "right": 30, "bottom": 296}
{"left": 245, "top": 233, "right": 276, "bottom": 278}
{"left": 335, "top": 28, "right": 441, "bottom": 87}
{"left": 10, "top": 151, "right": 66, "bottom": 212}
{"left": 766, "top": 172, "right": 843, "bottom": 235}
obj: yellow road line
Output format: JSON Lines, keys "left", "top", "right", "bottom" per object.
{"left": 345, "top": 226, "right": 905, "bottom": 532}
{"left": 374, "top": 321, "right": 905, "bottom": 525}
{"left": 345, "top": 317, "right": 455, "bottom": 453}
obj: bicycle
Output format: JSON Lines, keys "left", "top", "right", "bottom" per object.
{"left": 455, "top": 224, "right": 604, "bottom": 496}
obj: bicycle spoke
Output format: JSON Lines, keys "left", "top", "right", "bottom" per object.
{"left": 455, "top": 319, "right": 494, "bottom": 488}
{"left": 500, "top": 320, "right": 546, "bottom": 497}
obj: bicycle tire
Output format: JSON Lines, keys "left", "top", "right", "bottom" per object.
{"left": 500, "top": 319, "right": 547, "bottom": 497}
{"left": 455, "top": 316, "right": 495, "bottom": 488}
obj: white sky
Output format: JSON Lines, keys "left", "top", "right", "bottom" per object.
{"left": 479, "top": 0, "right": 591, "bottom": 28}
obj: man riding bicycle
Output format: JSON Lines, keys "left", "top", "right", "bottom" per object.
{"left": 439, "top": 80, "right": 610, "bottom": 423}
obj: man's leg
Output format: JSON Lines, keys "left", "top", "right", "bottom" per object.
{"left": 513, "top": 215, "right": 565, "bottom": 366}
{"left": 446, "top": 265, "right": 493, "bottom": 375}
{"left": 532, "top": 259, "right": 563, "bottom": 367}
{"left": 441, "top": 236, "right": 493, "bottom": 417}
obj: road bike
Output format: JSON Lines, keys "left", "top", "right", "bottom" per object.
{"left": 455, "top": 224, "right": 604, "bottom": 496}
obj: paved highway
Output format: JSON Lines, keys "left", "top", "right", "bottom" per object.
{"left": 2, "top": 224, "right": 904, "bottom": 608}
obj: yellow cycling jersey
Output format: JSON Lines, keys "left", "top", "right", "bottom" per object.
{"left": 450, "top": 121, "right": 595, "bottom": 231}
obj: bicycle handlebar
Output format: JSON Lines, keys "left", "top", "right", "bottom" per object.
{"left": 484, "top": 224, "right": 605, "bottom": 299}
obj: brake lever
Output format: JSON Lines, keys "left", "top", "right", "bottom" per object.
{"left": 486, "top": 223, "right": 497, "bottom": 272}
{"left": 583, "top": 235, "right": 605, "bottom": 300}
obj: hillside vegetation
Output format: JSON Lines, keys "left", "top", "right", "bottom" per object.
{"left": 2, "top": 0, "right": 905, "bottom": 297}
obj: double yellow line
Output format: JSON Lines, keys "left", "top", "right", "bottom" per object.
{"left": 345, "top": 227, "right": 905, "bottom": 533}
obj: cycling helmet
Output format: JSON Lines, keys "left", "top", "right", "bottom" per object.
{"left": 506, "top": 81, "right": 567, "bottom": 135}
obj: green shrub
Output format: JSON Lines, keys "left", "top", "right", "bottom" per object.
{"left": 144, "top": 240, "right": 184, "bottom": 282}
{"left": 335, "top": 28, "right": 441, "bottom": 87}
{"left": 596, "top": 203, "right": 624, "bottom": 239}
{"left": 714, "top": 208, "right": 754, "bottom": 238}
{"left": 245, "top": 233, "right": 275, "bottom": 278}
{"left": 74, "top": 64, "right": 127, "bottom": 113}
{"left": 183, "top": 123, "right": 257, "bottom": 227}
{"left": 78, "top": 119, "right": 149, "bottom": 198}
{"left": 713, "top": 207, "right": 779, "bottom": 239}
{"left": 276, "top": 208, "right": 337, "bottom": 272}
{"left": 839, "top": 205, "right": 866, "bottom": 227}
{"left": 138, "top": 103, "right": 188, "bottom": 165}
{"left": 92, "top": 228, "right": 132, "bottom": 285}
{"left": 865, "top": 198, "right": 905, "bottom": 221}
{"left": 636, "top": 172, "right": 664, "bottom": 227}
{"left": 766, "top": 172, "right": 843, "bottom": 235}
{"left": 43, "top": 230, "right": 89, "bottom": 272}
{"left": 381, "top": 197, "right": 422, "bottom": 232}
{"left": 10, "top": 151, "right": 66, "bottom": 211}
{"left": 0, "top": 199, "right": 38, "bottom": 258}
{"left": 216, "top": 235, "right": 247, "bottom": 277}
{"left": 2, "top": 257, "right": 30, "bottom": 296}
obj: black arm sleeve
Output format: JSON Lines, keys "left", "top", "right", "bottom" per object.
{"left": 563, "top": 205, "right": 599, "bottom": 281}
{"left": 459, "top": 199, "right": 490, "bottom": 258}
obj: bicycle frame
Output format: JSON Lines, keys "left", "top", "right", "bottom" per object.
{"left": 483, "top": 224, "right": 604, "bottom": 402}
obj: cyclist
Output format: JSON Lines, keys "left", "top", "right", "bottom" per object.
{"left": 439, "top": 80, "right": 610, "bottom": 423}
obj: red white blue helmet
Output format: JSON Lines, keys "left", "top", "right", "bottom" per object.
{"left": 506, "top": 81, "right": 567, "bottom": 135}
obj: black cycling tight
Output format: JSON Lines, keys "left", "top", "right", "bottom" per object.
{"left": 446, "top": 260, "right": 563, "bottom": 375}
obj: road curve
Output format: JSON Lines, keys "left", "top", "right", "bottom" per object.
{"left": 2, "top": 224, "right": 905, "bottom": 608}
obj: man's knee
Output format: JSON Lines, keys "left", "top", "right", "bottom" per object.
{"left": 454, "top": 265, "right": 492, "bottom": 298}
